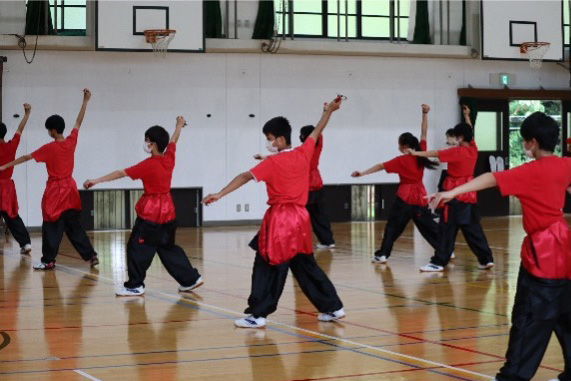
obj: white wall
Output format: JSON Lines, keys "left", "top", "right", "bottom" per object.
{"left": 1, "top": 49, "right": 569, "bottom": 226}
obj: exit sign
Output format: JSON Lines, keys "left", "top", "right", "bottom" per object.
{"left": 500, "top": 74, "right": 510, "bottom": 85}
{"left": 489, "top": 73, "right": 516, "bottom": 87}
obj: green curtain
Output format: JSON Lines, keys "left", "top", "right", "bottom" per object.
{"left": 412, "top": 0, "right": 430, "bottom": 44}
{"left": 204, "top": 0, "right": 223, "bottom": 38}
{"left": 25, "top": 0, "right": 54, "bottom": 35}
{"left": 459, "top": 97, "right": 478, "bottom": 126}
{"left": 459, "top": 0, "right": 467, "bottom": 46}
{"left": 252, "top": 0, "right": 275, "bottom": 39}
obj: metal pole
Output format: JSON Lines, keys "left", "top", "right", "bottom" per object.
{"left": 439, "top": 0, "right": 443, "bottom": 45}
{"left": 224, "top": 0, "right": 229, "bottom": 38}
{"left": 234, "top": 0, "right": 238, "bottom": 39}
{"left": 345, "top": 0, "right": 348, "bottom": 41}
{"left": 389, "top": 0, "right": 394, "bottom": 43}
{"left": 282, "top": 0, "right": 286, "bottom": 40}
{"left": 337, "top": 0, "right": 341, "bottom": 41}
{"left": 289, "top": 0, "right": 294, "bottom": 40}
{"left": 446, "top": 0, "right": 450, "bottom": 44}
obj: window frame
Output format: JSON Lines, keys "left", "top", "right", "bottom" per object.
{"left": 49, "top": 0, "right": 87, "bottom": 34}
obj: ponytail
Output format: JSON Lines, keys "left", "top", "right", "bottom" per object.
{"left": 398, "top": 133, "right": 438, "bottom": 170}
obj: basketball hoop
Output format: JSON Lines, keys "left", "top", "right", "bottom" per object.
{"left": 520, "top": 42, "right": 550, "bottom": 69}
{"left": 144, "top": 29, "right": 176, "bottom": 55}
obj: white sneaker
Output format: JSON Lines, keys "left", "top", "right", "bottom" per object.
{"left": 450, "top": 252, "right": 456, "bottom": 260}
{"left": 316, "top": 243, "right": 336, "bottom": 249}
{"left": 179, "top": 277, "right": 204, "bottom": 292}
{"left": 318, "top": 308, "right": 346, "bottom": 322}
{"left": 20, "top": 244, "right": 32, "bottom": 255}
{"left": 372, "top": 255, "right": 387, "bottom": 264}
{"left": 33, "top": 261, "right": 55, "bottom": 270}
{"left": 116, "top": 286, "right": 144, "bottom": 296}
{"left": 419, "top": 263, "right": 444, "bottom": 272}
{"left": 234, "top": 315, "right": 266, "bottom": 328}
{"left": 478, "top": 262, "right": 494, "bottom": 270}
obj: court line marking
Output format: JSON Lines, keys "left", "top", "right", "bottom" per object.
{"left": 54, "top": 263, "right": 495, "bottom": 381}
{"left": 73, "top": 369, "right": 102, "bottom": 381}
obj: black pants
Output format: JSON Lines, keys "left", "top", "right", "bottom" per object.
{"left": 437, "top": 170, "right": 448, "bottom": 192}
{"left": 124, "top": 218, "right": 200, "bottom": 289}
{"left": 0, "top": 211, "right": 30, "bottom": 248}
{"left": 430, "top": 201, "right": 494, "bottom": 267}
{"left": 41, "top": 209, "right": 97, "bottom": 264}
{"left": 496, "top": 267, "right": 571, "bottom": 381}
{"left": 376, "top": 197, "right": 438, "bottom": 258}
{"left": 245, "top": 251, "right": 343, "bottom": 318}
{"left": 306, "top": 189, "right": 335, "bottom": 245}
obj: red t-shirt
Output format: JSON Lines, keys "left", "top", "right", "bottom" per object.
{"left": 251, "top": 137, "right": 315, "bottom": 206}
{"left": 494, "top": 156, "right": 571, "bottom": 234}
{"left": 309, "top": 136, "right": 324, "bottom": 191}
{"left": 0, "top": 133, "right": 21, "bottom": 180}
{"left": 383, "top": 140, "right": 428, "bottom": 206}
{"left": 124, "top": 142, "right": 176, "bottom": 224}
{"left": 31, "top": 129, "right": 78, "bottom": 178}
{"left": 438, "top": 140, "right": 478, "bottom": 203}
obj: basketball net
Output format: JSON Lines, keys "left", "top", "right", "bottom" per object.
{"left": 520, "top": 42, "right": 550, "bottom": 69}
{"left": 144, "top": 29, "right": 176, "bottom": 56}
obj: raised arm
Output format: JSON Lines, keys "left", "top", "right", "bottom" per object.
{"left": 351, "top": 163, "right": 384, "bottom": 178}
{"left": 83, "top": 170, "right": 128, "bottom": 189}
{"left": 202, "top": 171, "right": 254, "bottom": 205}
{"left": 74, "top": 88, "right": 91, "bottom": 131}
{"left": 170, "top": 116, "right": 186, "bottom": 144}
{"left": 0, "top": 154, "right": 33, "bottom": 172}
{"left": 16, "top": 104, "right": 31, "bottom": 135}
{"left": 308, "top": 98, "right": 342, "bottom": 143}
{"left": 427, "top": 172, "right": 497, "bottom": 209}
{"left": 462, "top": 105, "right": 473, "bottom": 128}
{"left": 420, "top": 104, "right": 430, "bottom": 141}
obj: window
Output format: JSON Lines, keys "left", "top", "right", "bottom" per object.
{"left": 565, "top": 0, "right": 570, "bottom": 46}
{"left": 274, "top": 0, "right": 409, "bottom": 40}
{"left": 46, "top": 0, "right": 87, "bottom": 35}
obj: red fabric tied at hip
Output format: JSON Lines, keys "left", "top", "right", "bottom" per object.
{"left": 0, "top": 179, "right": 19, "bottom": 218}
{"left": 42, "top": 177, "right": 82, "bottom": 222}
{"left": 397, "top": 182, "right": 428, "bottom": 206}
{"left": 443, "top": 175, "right": 477, "bottom": 204}
{"left": 521, "top": 218, "right": 571, "bottom": 279}
{"left": 258, "top": 203, "right": 313, "bottom": 265}
{"left": 134, "top": 193, "right": 176, "bottom": 224}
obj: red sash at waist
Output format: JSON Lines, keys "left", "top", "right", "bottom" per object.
{"left": 42, "top": 176, "right": 81, "bottom": 222}
{"left": 397, "top": 182, "right": 427, "bottom": 206}
{"left": 521, "top": 218, "right": 571, "bottom": 279}
{"left": 258, "top": 203, "right": 313, "bottom": 265}
{"left": 443, "top": 175, "right": 477, "bottom": 204}
{"left": 135, "top": 192, "right": 176, "bottom": 224}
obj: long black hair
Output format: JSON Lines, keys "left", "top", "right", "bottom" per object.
{"left": 399, "top": 132, "right": 438, "bottom": 170}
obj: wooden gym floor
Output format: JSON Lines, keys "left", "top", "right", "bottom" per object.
{"left": 1, "top": 216, "right": 569, "bottom": 380}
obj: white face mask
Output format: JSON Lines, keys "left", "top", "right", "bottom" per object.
{"left": 522, "top": 143, "right": 534, "bottom": 158}
{"left": 143, "top": 142, "right": 153, "bottom": 154}
{"left": 266, "top": 139, "right": 278, "bottom": 153}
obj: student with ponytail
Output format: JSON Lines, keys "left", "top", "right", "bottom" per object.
{"left": 351, "top": 104, "right": 439, "bottom": 264}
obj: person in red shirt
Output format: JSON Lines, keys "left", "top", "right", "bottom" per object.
{"left": 203, "top": 98, "right": 344, "bottom": 329}
{"left": 409, "top": 109, "right": 494, "bottom": 272}
{"left": 0, "top": 103, "right": 32, "bottom": 254}
{"left": 1, "top": 89, "right": 98, "bottom": 270}
{"left": 299, "top": 125, "right": 335, "bottom": 249}
{"left": 428, "top": 112, "right": 571, "bottom": 381}
{"left": 351, "top": 104, "right": 438, "bottom": 264}
{"left": 83, "top": 117, "right": 202, "bottom": 297}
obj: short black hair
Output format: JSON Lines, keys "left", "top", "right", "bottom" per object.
{"left": 452, "top": 123, "right": 473, "bottom": 142}
{"left": 520, "top": 111, "right": 559, "bottom": 152}
{"left": 445, "top": 128, "right": 455, "bottom": 137}
{"left": 262, "top": 116, "right": 291, "bottom": 145}
{"left": 145, "top": 125, "right": 170, "bottom": 153}
{"left": 45, "top": 115, "right": 65, "bottom": 134}
{"left": 0, "top": 123, "right": 6, "bottom": 139}
{"left": 299, "top": 125, "right": 314, "bottom": 142}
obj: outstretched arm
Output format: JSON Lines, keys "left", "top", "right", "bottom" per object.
{"left": 351, "top": 163, "right": 384, "bottom": 178}
{"left": 74, "top": 88, "right": 91, "bottom": 131}
{"left": 420, "top": 104, "right": 430, "bottom": 141}
{"left": 462, "top": 105, "right": 473, "bottom": 128}
{"left": 16, "top": 104, "right": 31, "bottom": 135}
{"left": 407, "top": 149, "right": 439, "bottom": 158}
{"left": 0, "top": 154, "right": 33, "bottom": 171}
{"left": 170, "top": 116, "right": 186, "bottom": 144}
{"left": 202, "top": 171, "right": 254, "bottom": 204}
{"left": 308, "top": 97, "right": 342, "bottom": 143}
{"left": 83, "top": 170, "right": 128, "bottom": 189}
{"left": 426, "top": 172, "right": 496, "bottom": 209}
